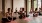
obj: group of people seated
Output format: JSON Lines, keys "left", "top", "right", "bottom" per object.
{"left": 14, "top": 8, "right": 26, "bottom": 19}
{"left": 2, "top": 8, "right": 26, "bottom": 23}
{"left": 33, "top": 8, "right": 42, "bottom": 17}
{"left": 18, "top": 8, "right": 26, "bottom": 19}
{"left": 29, "top": 8, "right": 42, "bottom": 17}
{"left": 2, "top": 8, "right": 42, "bottom": 23}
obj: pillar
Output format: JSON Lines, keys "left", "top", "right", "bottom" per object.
{"left": 2, "top": 0, "right": 5, "bottom": 16}
{"left": 12, "top": 0, "right": 13, "bottom": 10}
{"left": 41, "top": 0, "right": 42, "bottom": 10}
{"left": 25, "top": 0, "right": 27, "bottom": 16}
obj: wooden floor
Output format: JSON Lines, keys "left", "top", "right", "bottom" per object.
{"left": 1, "top": 16, "right": 42, "bottom": 23}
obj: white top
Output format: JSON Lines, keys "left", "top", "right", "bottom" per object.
{"left": 22, "top": 11, "right": 25, "bottom": 13}
{"left": 28, "top": 13, "right": 34, "bottom": 18}
{"left": 6, "top": 12, "right": 11, "bottom": 17}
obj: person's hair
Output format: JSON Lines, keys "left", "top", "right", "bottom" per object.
{"left": 8, "top": 8, "right": 10, "bottom": 12}
{"left": 22, "top": 8, "right": 24, "bottom": 11}
{"left": 11, "top": 9, "right": 13, "bottom": 12}
{"left": 35, "top": 8, "right": 37, "bottom": 11}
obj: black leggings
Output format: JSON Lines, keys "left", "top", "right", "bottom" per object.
{"left": 8, "top": 17, "right": 12, "bottom": 20}
{"left": 19, "top": 15, "right": 22, "bottom": 19}
{"left": 2, "top": 18, "right": 11, "bottom": 22}
{"left": 8, "top": 17, "right": 16, "bottom": 20}
{"left": 2, "top": 17, "right": 12, "bottom": 22}
{"left": 2, "top": 18, "right": 8, "bottom": 22}
{"left": 13, "top": 17, "right": 16, "bottom": 20}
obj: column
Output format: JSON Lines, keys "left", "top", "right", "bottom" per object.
{"left": 41, "top": 0, "right": 42, "bottom": 10}
{"left": 25, "top": 0, "right": 27, "bottom": 16}
{"left": 11, "top": 0, "right": 13, "bottom": 12}
{"left": 2, "top": 0, "right": 5, "bottom": 16}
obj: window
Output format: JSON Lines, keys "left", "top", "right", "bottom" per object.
{"left": 34, "top": 0, "right": 38, "bottom": 11}
{"left": 27, "top": 0, "right": 31, "bottom": 14}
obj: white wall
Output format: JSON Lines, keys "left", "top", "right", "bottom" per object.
{"left": 0, "top": 0, "right": 25, "bottom": 12}
{"left": 5, "top": 0, "right": 12, "bottom": 13}
{"left": 0, "top": 0, "right": 2, "bottom": 11}
{"left": 13, "top": 0, "right": 25, "bottom": 12}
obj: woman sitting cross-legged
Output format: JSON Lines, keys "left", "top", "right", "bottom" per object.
{"left": 2, "top": 8, "right": 12, "bottom": 22}
{"left": 6, "top": 8, "right": 12, "bottom": 21}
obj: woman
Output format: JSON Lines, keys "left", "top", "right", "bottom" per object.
{"left": 33, "top": 8, "right": 39, "bottom": 17}
{"left": 28, "top": 9, "right": 34, "bottom": 18}
{"left": 39, "top": 8, "right": 42, "bottom": 15}
{"left": 6, "top": 8, "right": 12, "bottom": 21}
{"left": 2, "top": 8, "right": 12, "bottom": 23}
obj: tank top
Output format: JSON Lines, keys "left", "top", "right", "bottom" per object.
{"left": 7, "top": 12, "right": 11, "bottom": 17}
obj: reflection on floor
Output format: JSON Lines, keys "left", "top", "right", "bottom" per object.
{"left": 0, "top": 13, "right": 42, "bottom": 23}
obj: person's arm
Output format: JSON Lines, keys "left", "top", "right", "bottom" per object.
{"left": 11, "top": 12, "right": 13, "bottom": 18}
{"left": 5, "top": 13, "right": 8, "bottom": 18}
{"left": 6, "top": 13, "right": 10, "bottom": 20}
